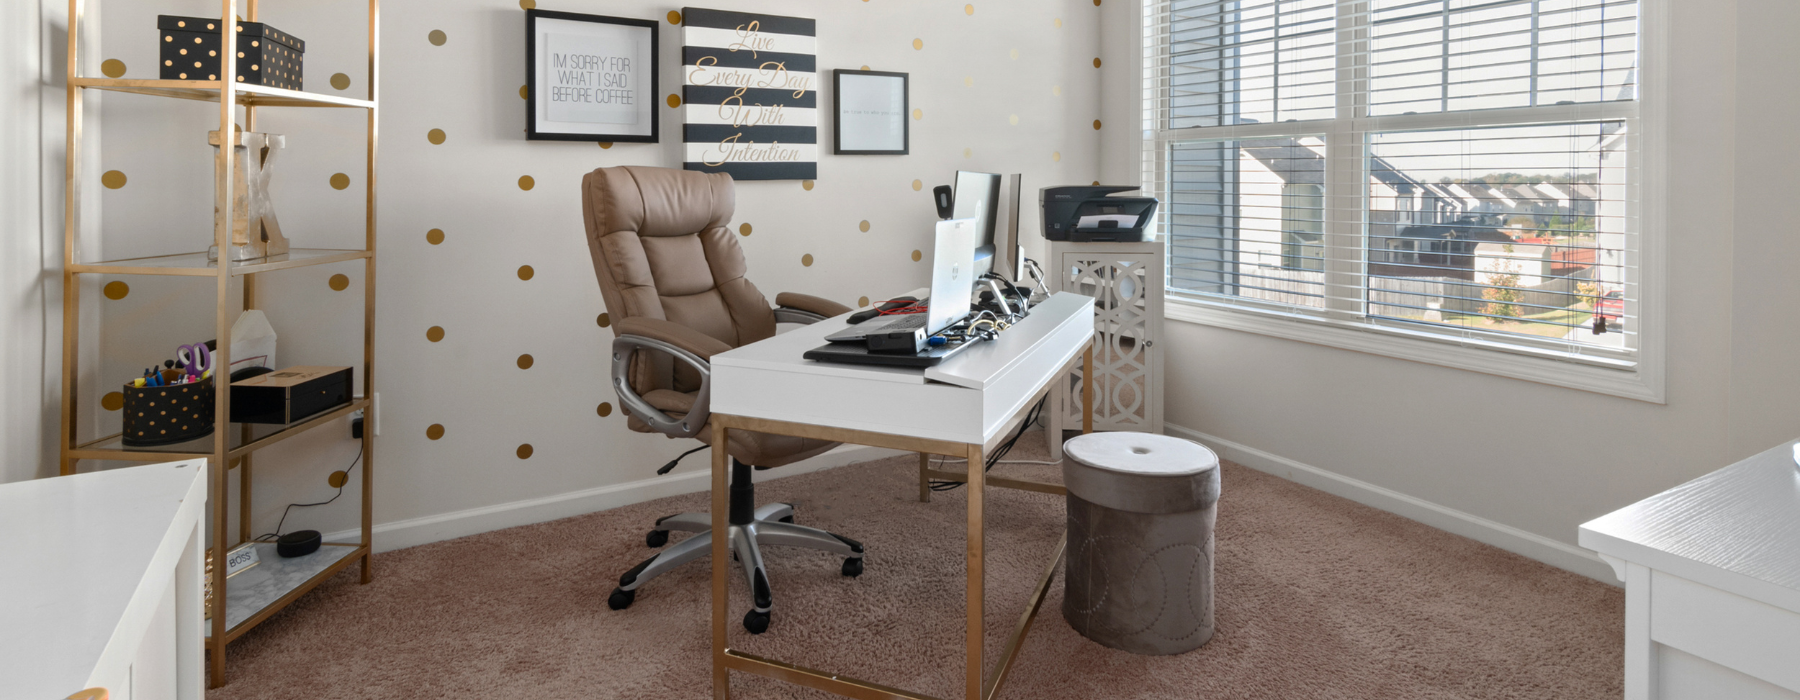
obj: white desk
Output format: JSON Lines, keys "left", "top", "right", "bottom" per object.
{"left": 709, "top": 291, "right": 1096, "bottom": 700}
{"left": 1580, "top": 440, "right": 1800, "bottom": 700}
{"left": 1, "top": 460, "right": 207, "bottom": 700}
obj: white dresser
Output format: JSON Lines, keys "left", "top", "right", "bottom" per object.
{"left": 1, "top": 461, "right": 207, "bottom": 700}
{"left": 1580, "top": 440, "right": 1800, "bottom": 700}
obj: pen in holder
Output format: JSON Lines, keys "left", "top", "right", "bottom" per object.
{"left": 120, "top": 376, "right": 216, "bottom": 447}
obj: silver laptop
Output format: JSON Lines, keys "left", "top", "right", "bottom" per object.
{"left": 826, "top": 218, "right": 979, "bottom": 343}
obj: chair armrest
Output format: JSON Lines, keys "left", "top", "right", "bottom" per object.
{"left": 774, "top": 292, "right": 852, "bottom": 324}
{"left": 615, "top": 316, "right": 732, "bottom": 360}
{"left": 611, "top": 317, "right": 729, "bottom": 439}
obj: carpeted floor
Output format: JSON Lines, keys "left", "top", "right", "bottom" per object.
{"left": 206, "top": 432, "right": 1623, "bottom": 699}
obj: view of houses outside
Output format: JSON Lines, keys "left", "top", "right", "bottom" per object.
{"left": 1159, "top": 0, "right": 1637, "bottom": 352}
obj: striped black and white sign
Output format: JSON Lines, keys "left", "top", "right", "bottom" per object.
{"left": 681, "top": 8, "right": 816, "bottom": 181}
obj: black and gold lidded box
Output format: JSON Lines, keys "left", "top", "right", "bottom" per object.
{"left": 157, "top": 15, "right": 305, "bottom": 90}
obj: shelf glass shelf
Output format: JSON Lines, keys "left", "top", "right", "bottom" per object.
{"left": 206, "top": 542, "right": 365, "bottom": 641}
{"left": 72, "top": 397, "right": 368, "bottom": 463}
{"left": 70, "top": 248, "right": 370, "bottom": 277}
{"left": 72, "top": 78, "right": 375, "bottom": 109}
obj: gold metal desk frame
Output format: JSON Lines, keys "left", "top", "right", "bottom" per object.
{"left": 709, "top": 344, "right": 1094, "bottom": 700}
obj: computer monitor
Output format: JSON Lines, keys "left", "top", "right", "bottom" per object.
{"left": 952, "top": 171, "right": 1002, "bottom": 277}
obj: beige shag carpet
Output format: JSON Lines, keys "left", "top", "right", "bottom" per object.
{"left": 207, "top": 432, "right": 1622, "bottom": 699}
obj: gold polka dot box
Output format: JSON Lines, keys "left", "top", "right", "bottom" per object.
{"left": 121, "top": 375, "right": 216, "bottom": 447}
{"left": 157, "top": 15, "right": 305, "bottom": 90}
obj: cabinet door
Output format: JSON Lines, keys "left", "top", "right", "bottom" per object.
{"left": 1052, "top": 245, "right": 1163, "bottom": 435}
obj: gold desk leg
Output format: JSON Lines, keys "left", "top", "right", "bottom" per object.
{"left": 965, "top": 441, "right": 985, "bottom": 700}
{"left": 1082, "top": 344, "right": 1094, "bottom": 435}
{"left": 918, "top": 452, "right": 931, "bottom": 503}
{"left": 712, "top": 421, "right": 732, "bottom": 700}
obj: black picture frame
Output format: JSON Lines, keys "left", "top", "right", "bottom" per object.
{"left": 833, "top": 69, "right": 909, "bottom": 155}
{"left": 526, "top": 9, "right": 659, "bottom": 143}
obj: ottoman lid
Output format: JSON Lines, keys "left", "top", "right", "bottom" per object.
{"left": 1062, "top": 432, "right": 1220, "bottom": 513}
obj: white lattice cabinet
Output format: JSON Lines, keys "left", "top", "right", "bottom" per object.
{"left": 1046, "top": 241, "right": 1165, "bottom": 458}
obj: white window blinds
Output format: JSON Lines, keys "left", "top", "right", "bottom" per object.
{"left": 1145, "top": 0, "right": 1641, "bottom": 362}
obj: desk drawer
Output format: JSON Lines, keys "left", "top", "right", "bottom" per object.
{"left": 1651, "top": 570, "right": 1800, "bottom": 694}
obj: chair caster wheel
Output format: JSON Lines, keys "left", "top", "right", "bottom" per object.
{"left": 646, "top": 530, "right": 669, "bottom": 548}
{"left": 743, "top": 609, "right": 771, "bottom": 634}
{"left": 841, "top": 557, "right": 863, "bottom": 578}
{"left": 607, "top": 587, "right": 636, "bottom": 611}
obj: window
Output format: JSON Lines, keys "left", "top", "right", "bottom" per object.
{"left": 1144, "top": 0, "right": 1649, "bottom": 387}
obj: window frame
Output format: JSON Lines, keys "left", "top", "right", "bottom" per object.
{"left": 1143, "top": 0, "right": 1668, "bottom": 403}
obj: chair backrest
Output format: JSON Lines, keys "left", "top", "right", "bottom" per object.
{"left": 582, "top": 166, "right": 777, "bottom": 394}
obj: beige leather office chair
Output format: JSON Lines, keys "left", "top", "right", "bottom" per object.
{"left": 583, "top": 165, "right": 862, "bottom": 635}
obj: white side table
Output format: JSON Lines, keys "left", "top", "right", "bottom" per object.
{"left": 1580, "top": 440, "right": 1800, "bottom": 700}
{"left": 1, "top": 460, "right": 207, "bottom": 700}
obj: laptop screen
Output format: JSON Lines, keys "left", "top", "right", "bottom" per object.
{"left": 927, "top": 218, "right": 979, "bottom": 335}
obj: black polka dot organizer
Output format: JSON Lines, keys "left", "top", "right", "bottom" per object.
{"left": 121, "top": 376, "right": 217, "bottom": 447}
{"left": 157, "top": 15, "right": 305, "bottom": 90}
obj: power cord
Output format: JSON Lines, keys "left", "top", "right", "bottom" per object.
{"left": 254, "top": 449, "right": 361, "bottom": 542}
{"left": 929, "top": 395, "right": 1048, "bottom": 492}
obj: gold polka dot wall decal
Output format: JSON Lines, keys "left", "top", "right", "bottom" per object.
{"left": 328, "top": 274, "right": 350, "bottom": 291}
{"left": 103, "top": 281, "right": 129, "bottom": 300}
{"left": 597, "top": 402, "right": 613, "bottom": 417}
{"left": 101, "top": 170, "right": 127, "bottom": 189}
{"left": 328, "top": 470, "right": 349, "bottom": 488}
{"left": 517, "top": 354, "right": 534, "bottom": 369}
{"left": 1095, "top": 0, "right": 1102, "bottom": 5}
{"left": 860, "top": 65, "right": 870, "bottom": 70}
{"left": 1053, "top": 151, "right": 1062, "bottom": 162}
{"left": 427, "top": 128, "right": 446, "bottom": 144}
{"left": 1093, "top": 119, "right": 1103, "bottom": 130}
{"left": 426, "top": 326, "right": 445, "bottom": 342}
{"left": 1094, "top": 57, "right": 1103, "bottom": 68}
{"left": 912, "top": 38, "right": 924, "bottom": 50}
{"left": 598, "top": 142, "right": 613, "bottom": 149}
{"left": 859, "top": 220, "right": 871, "bottom": 232}
{"left": 963, "top": 148, "right": 973, "bottom": 158}
{"left": 963, "top": 76, "right": 973, "bottom": 87}
{"left": 911, "top": 250, "right": 923, "bottom": 262}
{"left": 912, "top": 179, "right": 923, "bottom": 191}
{"left": 666, "top": 93, "right": 681, "bottom": 108}
{"left": 739, "top": 223, "right": 752, "bottom": 236}
{"left": 859, "top": 296, "right": 871, "bottom": 307}
{"left": 802, "top": 180, "right": 814, "bottom": 191}
{"left": 597, "top": 312, "right": 611, "bottom": 327}
{"left": 330, "top": 173, "right": 351, "bottom": 190}
{"left": 428, "top": 29, "right": 446, "bottom": 46}
{"left": 518, "top": 175, "right": 535, "bottom": 190}
{"left": 517, "top": 444, "right": 534, "bottom": 459}
{"left": 101, "top": 59, "right": 126, "bottom": 78}
{"left": 965, "top": 4, "right": 975, "bottom": 15}
{"left": 427, "top": 424, "right": 445, "bottom": 440}
{"left": 520, "top": 84, "right": 529, "bottom": 100}
{"left": 517, "top": 265, "right": 535, "bottom": 281}
{"left": 801, "top": 254, "right": 814, "bottom": 267}
{"left": 519, "top": 0, "right": 535, "bottom": 8}
{"left": 668, "top": 10, "right": 682, "bottom": 24}
{"left": 1092, "top": 180, "right": 1101, "bottom": 186}
{"left": 1054, "top": 85, "right": 1062, "bottom": 96}
{"left": 331, "top": 73, "right": 351, "bottom": 90}
{"left": 102, "top": 392, "right": 124, "bottom": 411}
{"left": 913, "top": 108, "right": 923, "bottom": 120}
{"left": 1009, "top": 114, "right": 1019, "bottom": 125}
{"left": 427, "top": 228, "right": 445, "bottom": 244}
{"left": 1056, "top": 17, "right": 1064, "bottom": 28}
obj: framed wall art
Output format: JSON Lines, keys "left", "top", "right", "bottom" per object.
{"left": 526, "top": 10, "right": 659, "bottom": 142}
{"left": 833, "top": 69, "right": 908, "bottom": 155}
{"left": 681, "top": 7, "right": 817, "bottom": 180}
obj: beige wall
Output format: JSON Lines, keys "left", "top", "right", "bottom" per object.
{"left": 65, "top": 0, "right": 1105, "bottom": 544}
{"left": 1100, "top": 0, "right": 1800, "bottom": 579}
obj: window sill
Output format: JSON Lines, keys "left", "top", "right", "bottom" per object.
{"left": 1163, "top": 297, "right": 1666, "bottom": 404}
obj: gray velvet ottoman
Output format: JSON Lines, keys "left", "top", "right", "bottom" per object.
{"left": 1061, "top": 432, "right": 1220, "bottom": 655}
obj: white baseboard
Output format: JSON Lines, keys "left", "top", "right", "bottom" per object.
{"left": 324, "top": 444, "right": 905, "bottom": 554}
{"left": 1164, "top": 424, "right": 1618, "bottom": 585}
